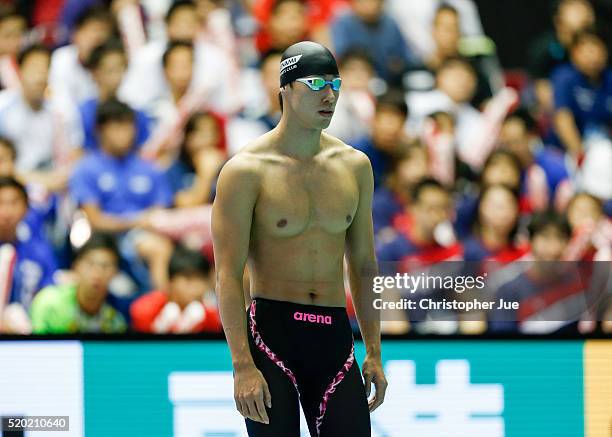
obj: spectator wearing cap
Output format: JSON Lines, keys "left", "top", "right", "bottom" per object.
{"left": 30, "top": 232, "right": 127, "bottom": 334}
{"left": 130, "top": 245, "right": 221, "bottom": 333}
{"left": 69, "top": 99, "right": 174, "bottom": 291}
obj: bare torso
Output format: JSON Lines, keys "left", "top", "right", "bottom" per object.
{"left": 241, "top": 132, "right": 361, "bottom": 306}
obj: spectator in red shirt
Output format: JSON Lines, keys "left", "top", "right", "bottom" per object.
{"left": 463, "top": 184, "right": 529, "bottom": 263}
{"left": 130, "top": 245, "right": 221, "bottom": 333}
{"left": 254, "top": 0, "right": 309, "bottom": 54}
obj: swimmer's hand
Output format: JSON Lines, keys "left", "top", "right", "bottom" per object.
{"left": 234, "top": 364, "right": 272, "bottom": 424}
{"left": 362, "top": 354, "right": 387, "bottom": 412}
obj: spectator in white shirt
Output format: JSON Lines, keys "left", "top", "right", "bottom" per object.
{"left": 48, "top": 5, "right": 115, "bottom": 107}
{"left": 119, "top": 0, "right": 239, "bottom": 116}
{"left": 386, "top": 0, "right": 484, "bottom": 62}
{"left": 407, "top": 57, "right": 484, "bottom": 160}
{"left": 0, "top": 45, "right": 78, "bottom": 192}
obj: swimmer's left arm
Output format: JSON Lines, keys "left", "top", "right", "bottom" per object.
{"left": 345, "top": 151, "right": 387, "bottom": 411}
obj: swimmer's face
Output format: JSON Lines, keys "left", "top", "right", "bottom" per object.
{"left": 284, "top": 74, "right": 339, "bottom": 129}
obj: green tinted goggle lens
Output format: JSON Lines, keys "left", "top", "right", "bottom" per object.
{"left": 299, "top": 77, "right": 342, "bottom": 91}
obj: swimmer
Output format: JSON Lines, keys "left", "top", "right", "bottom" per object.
{"left": 212, "top": 41, "right": 386, "bottom": 437}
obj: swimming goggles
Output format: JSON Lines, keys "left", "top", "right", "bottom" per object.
{"left": 295, "top": 77, "right": 342, "bottom": 91}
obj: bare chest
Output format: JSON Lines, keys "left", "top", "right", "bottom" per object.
{"left": 254, "top": 160, "right": 359, "bottom": 236}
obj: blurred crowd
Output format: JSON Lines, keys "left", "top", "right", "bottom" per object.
{"left": 0, "top": 0, "right": 609, "bottom": 335}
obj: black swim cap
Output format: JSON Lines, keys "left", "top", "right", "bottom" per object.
{"left": 279, "top": 41, "right": 339, "bottom": 87}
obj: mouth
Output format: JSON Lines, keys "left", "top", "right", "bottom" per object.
{"left": 318, "top": 110, "right": 334, "bottom": 117}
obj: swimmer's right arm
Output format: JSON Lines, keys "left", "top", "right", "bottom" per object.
{"left": 212, "top": 156, "right": 272, "bottom": 424}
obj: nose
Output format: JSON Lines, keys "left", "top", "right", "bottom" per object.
{"left": 322, "top": 85, "right": 336, "bottom": 103}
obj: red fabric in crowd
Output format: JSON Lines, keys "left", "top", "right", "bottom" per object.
{"left": 130, "top": 290, "right": 222, "bottom": 333}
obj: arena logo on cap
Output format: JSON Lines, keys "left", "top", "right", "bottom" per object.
{"left": 280, "top": 54, "right": 302, "bottom": 76}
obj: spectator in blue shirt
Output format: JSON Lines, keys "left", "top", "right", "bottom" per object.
{"left": 80, "top": 39, "right": 151, "bottom": 153}
{"left": 352, "top": 90, "right": 409, "bottom": 188}
{"left": 499, "top": 109, "right": 569, "bottom": 207}
{"left": 331, "top": 0, "right": 414, "bottom": 85}
{"left": 69, "top": 98, "right": 174, "bottom": 290}
{"left": 0, "top": 137, "right": 58, "bottom": 243}
{"left": 372, "top": 143, "right": 429, "bottom": 235}
{"left": 0, "top": 176, "right": 57, "bottom": 311}
{"left": 552, "top": 30, "right": 612, "bottom": 159}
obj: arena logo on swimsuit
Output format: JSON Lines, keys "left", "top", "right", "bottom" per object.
{"left": 293, "top": 311, "right": 333, "bottom": 325}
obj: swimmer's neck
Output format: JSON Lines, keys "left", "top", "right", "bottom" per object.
{"left": 273, "top": 114, "right": 324, "bottom": 159}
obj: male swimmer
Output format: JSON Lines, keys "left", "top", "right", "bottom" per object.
{"left": 212, "top": 41, "right": 386, "bottom": 437}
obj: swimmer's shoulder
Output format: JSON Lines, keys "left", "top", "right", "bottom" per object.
{"left": 321, "top": 133, "right": 373, "bottom": 175}
{"left": 217, "top": 147, "right": 264, "bottom": 189}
